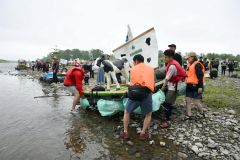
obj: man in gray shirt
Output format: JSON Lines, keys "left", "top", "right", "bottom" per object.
{"left": 160, "top": 49, "right": 186, "bottom": 128}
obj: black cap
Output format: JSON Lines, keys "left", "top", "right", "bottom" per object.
{"left": 168, "top": 44, "right": 176, "bottom": 48}
{"left": 164, "top": 49, "right": 175, "bottom": 57}
{"left": 82, "top": 64, "right": 91, "bottom": 71}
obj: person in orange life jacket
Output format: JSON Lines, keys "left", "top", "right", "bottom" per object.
{"left": 160, "top": 49, "right": 186, "bottom": 128}
{"left": 120, "top": 54, "right": 154, "bottom": 140}
{"left": 184, "top": 52, "right": 205, "bottom": 120}
{"left": 64, "top": 65, "right": 90, "bottom": 112}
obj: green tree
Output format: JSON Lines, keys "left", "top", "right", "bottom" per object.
{"left": 42, "top": 48, "right": 104, "bottom": 61}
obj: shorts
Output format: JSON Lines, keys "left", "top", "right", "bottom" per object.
{"left": 66, "top": 86, "right": 78, "bottom": 95}
{"left": 126, "top": 93, "right": 152, "bottom": 115}
{"left": 186, "top": 84, "right": 203, "bottom": 99}
{"left": 186, "top": 91, "right": 202, "bottom": 99}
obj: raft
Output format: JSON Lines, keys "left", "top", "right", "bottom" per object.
{"left": 39, "top": 72, "right": 66, "bottom": 83}
{"left": 79, "top": 76, "right": 166, "bottom": 117}
{"left": 77, "top": 67, "right": 212, "bottom": 116}
{"left": 80, "top": 87, "right": 165, "bottom": 116}
{"left": 83, "top": 85, "right": 128, "bottom": 97}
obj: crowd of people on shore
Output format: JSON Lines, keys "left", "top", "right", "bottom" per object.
{"left": 30, "top": 44, "right": 238, "bottom": 141}
{"left": 30, "top": 57, "right": 95, "bottom": 84}
{"left": 61, "top": 43, "right": 211, "bottom": 140}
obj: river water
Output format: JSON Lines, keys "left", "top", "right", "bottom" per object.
{"left": 0, "top": 63, "right": 181, "bottom": 160}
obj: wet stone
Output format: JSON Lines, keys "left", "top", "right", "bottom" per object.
{"left": 210, "top": 131, "right": 215, "bottom": 136}
{"left": 233, "top": 154, "right": 240, "bottom": 160}
{"left": 115, "top": 142, "right": 121, "bottom": 147}
{"left": 136, "top": 127, "right": 141, "bottom": 134}
{"left": 135, "top": 152, "right": 141, "bottom": 158}
{"left": 126, "top": 141, "right": 134, "bottom": 146}
{"left": 221, "top": 148, "right": 229, "bottom": 155}
{"left": 115, "top": 135, "right": 120, "bottom": 139}
{"left": 168, "top": 135, "right": 175, "bottom": 140}
{"left": 128, "top": 146, "right": 137, "bottom": 155}
{"left": 159, "top": 142, "right": 166, "bottom": 147}
{"left": 182, "top": 141, "right": 189, "bottom": 145}
{"left": 195, "top": 142, "right": 203, "bottom": 148}
{"left": 198, "top": 152, "right": 208, "bottom": 158}
{"left": 149, "top": 140, "right": 155, "bottom": 145}
{"left": 207, "top": 139, "right": 218, "bottom": 149}
{"left": 227, "top": 109, "right": 236, "bottom": 115}
{"left": 230, "top": 140, "right": 235, "bottom": 144}
{"left": 191, "top": 145, "right": 200, "bottom": 154}
{"left": 177, "top": 152, "right": 188, "bottom": 159}
{"left": 152, "top": 124, "right": 158, "bottom": 130}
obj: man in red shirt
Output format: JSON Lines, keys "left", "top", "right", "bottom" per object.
{"left": 64, "top": 65, "right": 90, "bottom": 112}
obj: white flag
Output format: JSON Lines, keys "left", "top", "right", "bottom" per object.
{"left": 125, "top": 24, "right": 133, "bottom": 42}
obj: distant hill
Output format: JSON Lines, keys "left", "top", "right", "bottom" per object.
{"left": 0, "top": 59, "right": 15, "bottom": 63}
{"left": 0, "top": 59, "right": 9, "bottom": 63}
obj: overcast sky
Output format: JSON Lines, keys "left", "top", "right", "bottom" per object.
{"left": 0, "top": 0, "right": 239, "bottom": 60}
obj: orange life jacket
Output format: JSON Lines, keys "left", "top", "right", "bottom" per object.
{"left": 130, "top": 63, "right": 154, "bottom": 92}
{"left": 186, "top": 61, "right": 205, "bottom": 84}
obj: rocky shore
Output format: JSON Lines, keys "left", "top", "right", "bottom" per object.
{"left": 4, "top": 69, "right": 240, "bottom": 160}
{"left": 115, "top": 106, "right": 240, "bottom": 160}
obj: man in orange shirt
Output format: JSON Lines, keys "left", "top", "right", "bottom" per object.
{"left": 120, "top": 54, "right": 154, "bottom": 140}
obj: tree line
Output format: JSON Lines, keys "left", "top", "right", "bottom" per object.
{"left": 202, "top": 53, "right": 240, "bottom": 61}
{"left": 158, "top": 51, "right": 240, "bottom": 66}
{"left": 42, "top": 49, "right": 104, "bottom": 61}
{"left": 42, "top": 48, "right": 240, "bottom": 65}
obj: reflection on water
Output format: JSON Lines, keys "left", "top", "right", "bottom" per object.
{"left": 0, "top": 63, "right": 108, "bottom": 160}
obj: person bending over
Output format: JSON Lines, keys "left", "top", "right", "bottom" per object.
{"left": 64, "top": 65, "right": 90, "bottom": 113}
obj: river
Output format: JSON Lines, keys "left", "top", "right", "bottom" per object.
{"left": 0, "top": 63, "right": 182, "bottom": 160}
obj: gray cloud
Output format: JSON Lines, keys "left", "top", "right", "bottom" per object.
{"left": 0, "top": 0, "right": 239, "bottom": 60}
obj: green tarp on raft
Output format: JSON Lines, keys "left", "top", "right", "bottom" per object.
{"left": 97, "top": 99, "right": 125, "bottom": 116}
{"left": 79, "top": 90, "right": 166, "bottom": 116}
{"left": 123, "top": 90, "right": 165, "bottom": 115}
{"left": 80, "top": 98, "right": 90, "bottom": 109}
{"left": 79, "top": 82, "right": 203, "bottom": 116}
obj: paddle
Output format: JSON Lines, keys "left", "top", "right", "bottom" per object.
{"left": 34, "top": 94, "right": 72, "bottom": 99}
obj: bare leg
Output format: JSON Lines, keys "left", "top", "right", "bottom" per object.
{"left": 121, "top": 69, "right": 129, "bottom": 84}
{"left": 123, "top": 63, "right": 130, "bottom": 84}
{"left": 195, "top": 99, "right": 203, "bottom": 114}
{"left": 72, "top": 92, "right": 80, "bottom": 110}
{"left": 123, "top": 110, "right": 130, "bottom": 132}
{"left": 110, "top": 71, "right": 120, "bottom": 89}
{"left": 141, "top": 112, "right": 152, "bottom": 134}
{"left": 106, "top": 72, "right": 111, "bottom": 90}
{"left": 186, "top": 97, "right": 192, "bottom": 116}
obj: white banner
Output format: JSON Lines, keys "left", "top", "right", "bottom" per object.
{"left": 113, "top": 27, "right": 159, "bottom": 68}
{"left": 60, "top": 59, "right": 68, "bottom": 65}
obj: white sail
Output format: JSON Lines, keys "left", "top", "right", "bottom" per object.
{"left": 113, "top": 27, "right": 159, "bottom": 68}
